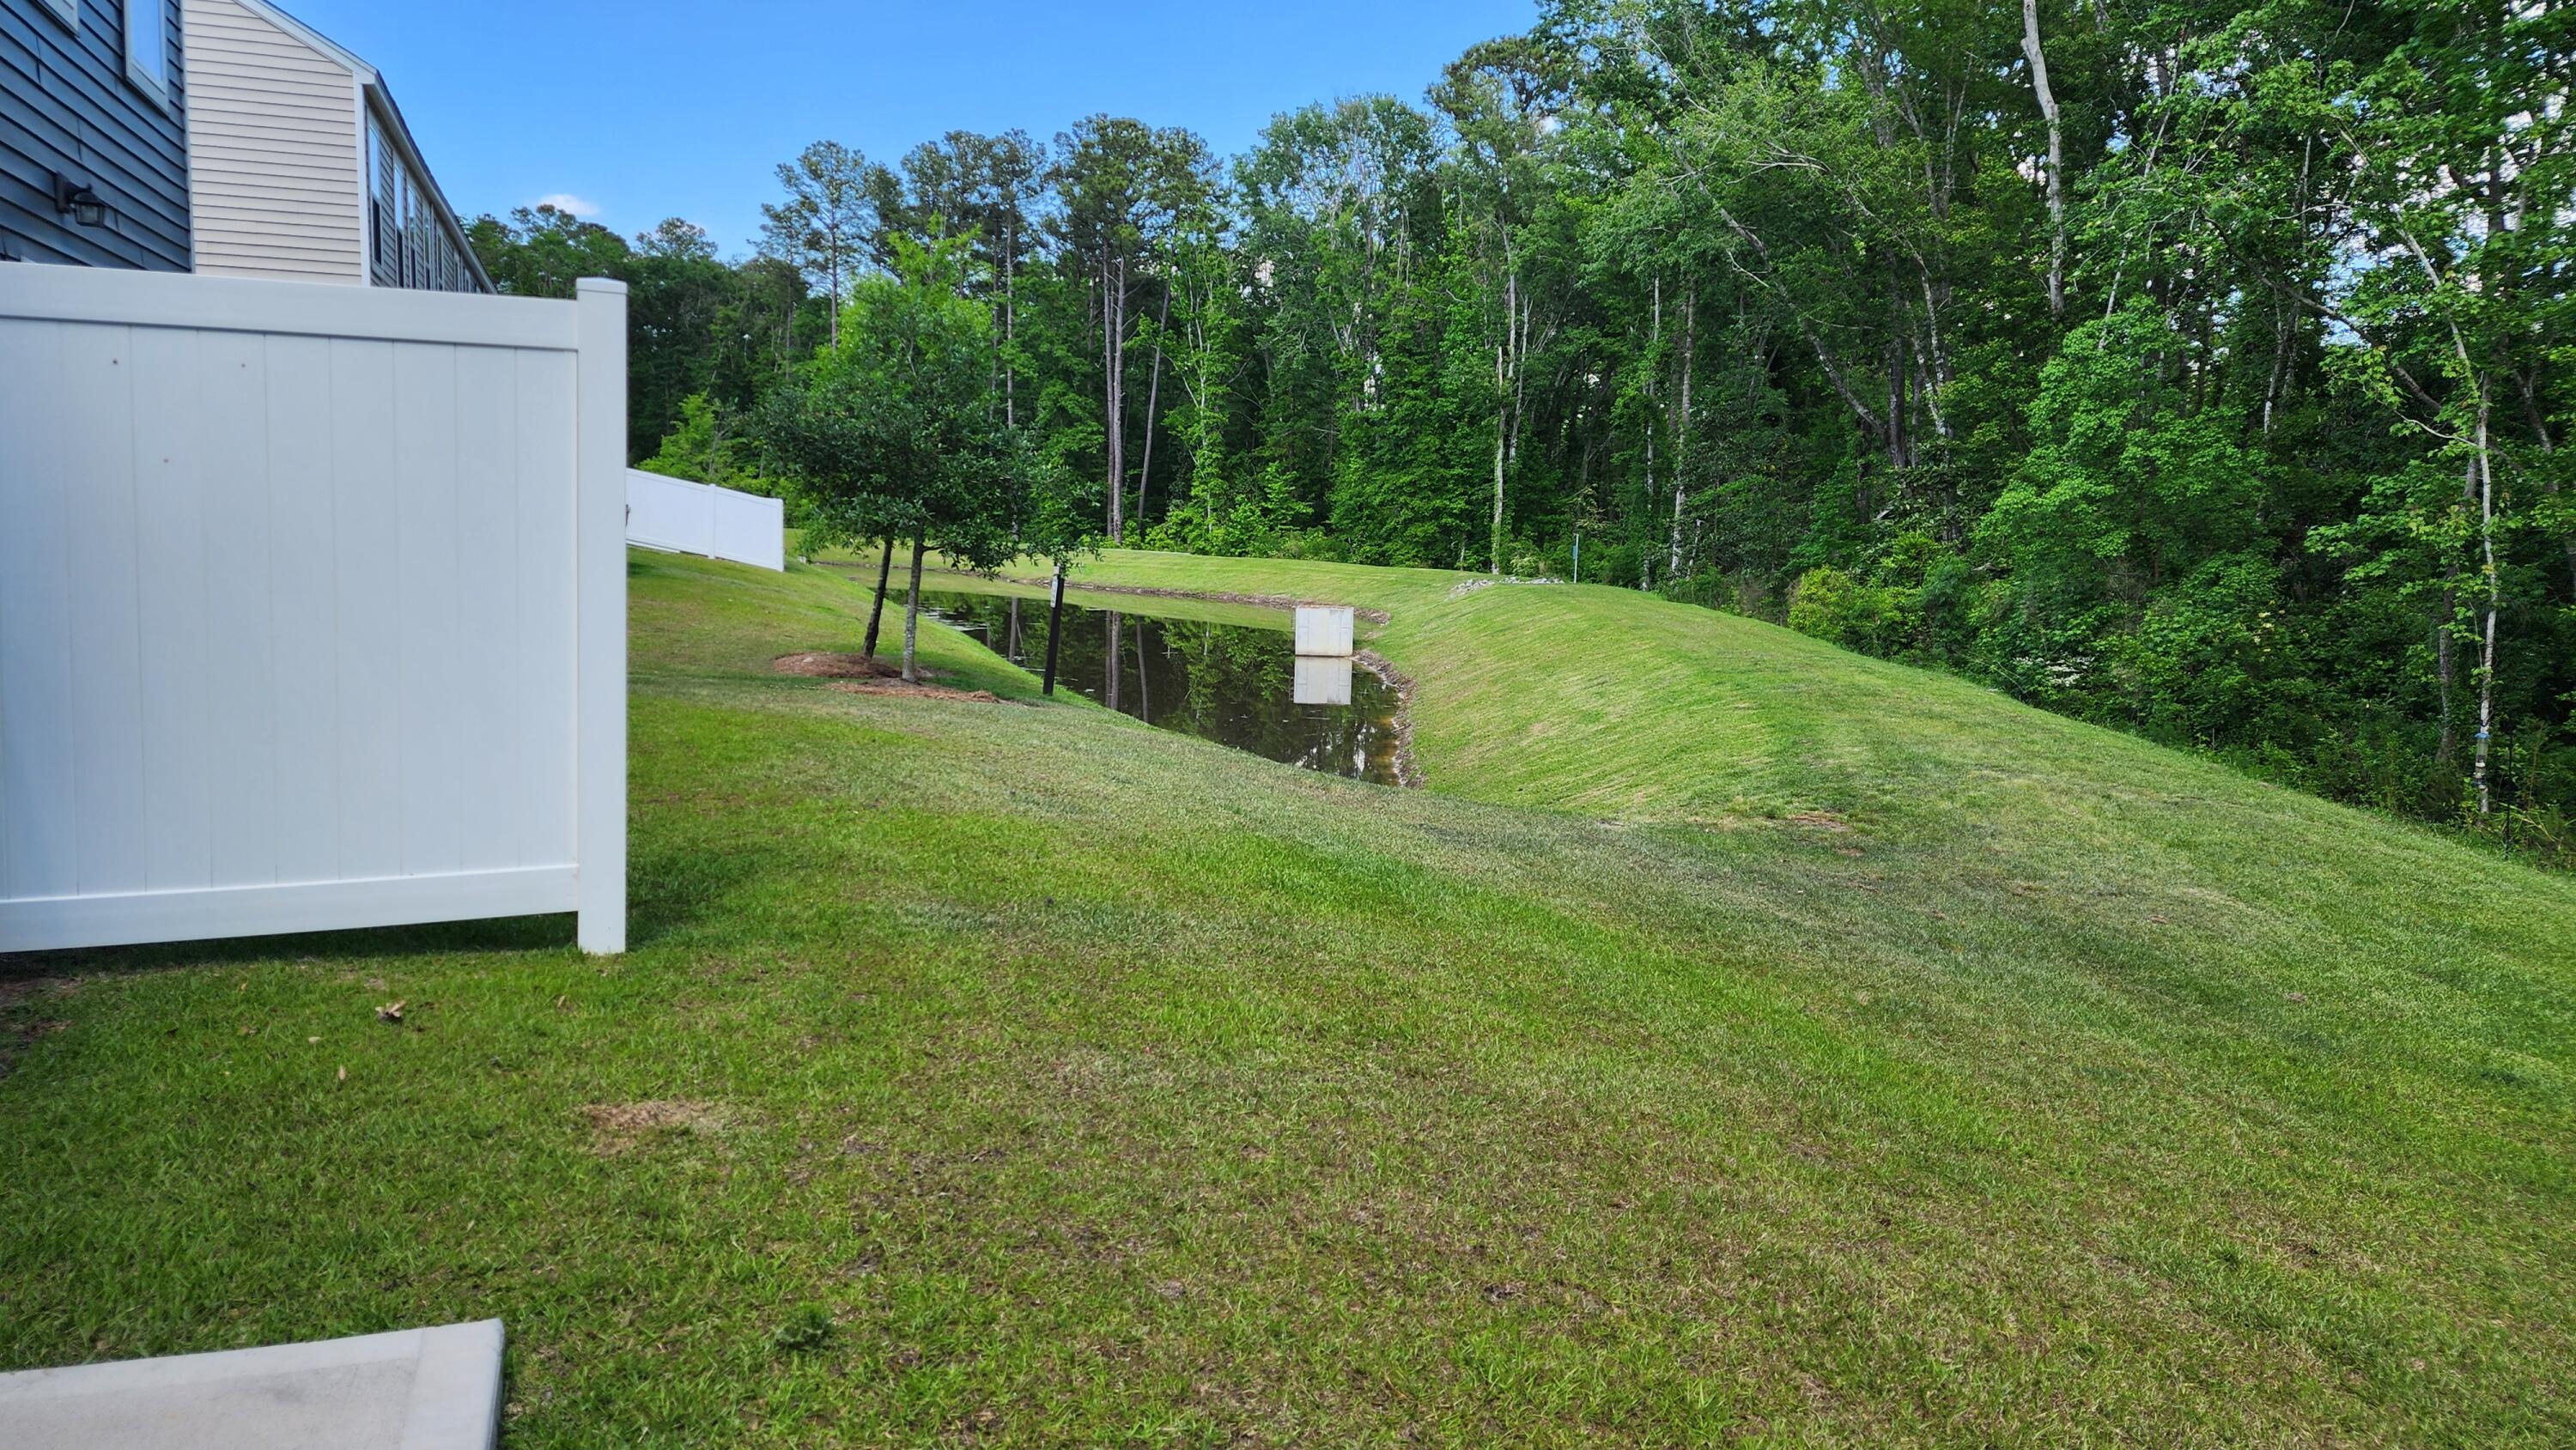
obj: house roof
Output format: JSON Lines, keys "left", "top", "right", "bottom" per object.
{"left": 223, "top": 0, "right": 498, "bottom": 294}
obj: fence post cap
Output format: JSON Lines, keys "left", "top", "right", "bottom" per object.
{"left": 574, "top": 276, "right": 629, "bottom": 296}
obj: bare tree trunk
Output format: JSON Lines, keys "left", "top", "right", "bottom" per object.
{"left": 1670, "top": 286, "right": 1694, "bottom": 579}
{"left": 1003, "top": 216, "right": 1018, "bottom": 428}
{"left": 1643, "top": 276, "right": 1660, "bottom": 592}
{"left": 1103, "top": 257, "right": 1129, "bottom": 543}
{"left": 2021, "top": 0, "right": 2066, "bottom": 316}
{"left": 1490, "top": 268, "right": 1516, "bottom": 575}
{"left": 2472, "top": 400, "right": 2500, "bottom": 816}
{"left": 900, "top": 529, "right": 927, "bottom": 683}
{"left": 1138, "top": 280, "right": 1170, "bottom": 532}
{"left": 862, "top": 533, "right": 895, "bottom": 658}
{"left": 1492, "top": 341, "right": 1508, "bottom": 576}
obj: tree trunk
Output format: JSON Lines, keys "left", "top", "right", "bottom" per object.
{"left": 1003, "top": 216, "right": 1018, "bottom": 428}
{"left": 2021, "top": 0, "right": 2066, "bottom": 316}
{"left": 1491, "top": 267, "right": 1518, "bottom": 575}
{"left": 1105, "top": 257, "right": 1128, "bottom": 543}
{"left": 862, "top": 533, "right": 896, "bottom": 658}
{"left": 900, "top": 529, "right": 927, "bottom": 684}
{"left": 1643, "top": 276, "right": 1660, "bottom": 591}
{"left": 1492, "top": 342, "right": 1508, "bottom": 576}
{"left": 1138, "top": 280, "right": 1170, "bottom": 531}
{"left": 827, "top": 246, "right": 841, "bottom": 351}
{"left": 2472, "top": 400, "right": 2500, "bottom": 816}
{"left": 1670, "top": 286, "right": 1694, "bottom": 579}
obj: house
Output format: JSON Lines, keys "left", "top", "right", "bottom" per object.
{"left": 3, "top": 0, "right": 188, "bottom": 270}
{"left": 1, "top": 0, "right": 489, "bottom": 292}
{"left": 181, "top": 0, "right": 488, "bottom": 291}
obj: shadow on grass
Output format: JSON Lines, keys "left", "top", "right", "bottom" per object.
{"left": 0, "top": 911, "right": 579, "bottom": 986}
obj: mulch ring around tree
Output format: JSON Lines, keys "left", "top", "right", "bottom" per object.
{"left": 773, "top": 652, "right": 1022, "bottom": 704}
{"left": 772, "top": 652, "right": 902, "bottom": 678}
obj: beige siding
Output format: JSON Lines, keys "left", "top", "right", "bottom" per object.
{"left": 183, "top": 0, "right": 364, "bottom": 283}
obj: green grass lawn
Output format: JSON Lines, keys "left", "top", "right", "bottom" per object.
{"left": 4, "top": 548, "right": 2573, "bottom": 1447}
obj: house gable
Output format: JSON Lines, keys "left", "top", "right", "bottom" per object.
{"left": 181, "top": 0, "right": 361, "bottom": 282}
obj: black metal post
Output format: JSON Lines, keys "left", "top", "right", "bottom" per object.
{"left": 1041, "top": 561, "right": 1066, "bottom": 696}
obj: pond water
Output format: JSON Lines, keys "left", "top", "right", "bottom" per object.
{"left": 911, "top": 586, "right": 1405, "bottom": 786}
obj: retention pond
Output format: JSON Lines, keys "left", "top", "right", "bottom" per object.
{"left": 902, "top": 582, "right": 1406, "bottom": 786}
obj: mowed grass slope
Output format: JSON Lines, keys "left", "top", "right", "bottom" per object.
{"left": 2, "top": 549, "right": 2572, "bottom": 1447}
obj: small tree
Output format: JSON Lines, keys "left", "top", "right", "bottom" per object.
{"left": 761, "top": 236, "right": 1024, "bottom": 683}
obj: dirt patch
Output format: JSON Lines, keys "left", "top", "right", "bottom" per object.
{"left": 773, "top": 652, "right": 901, "bottom": 678}
{"left": 0, "top": 975, "right": 74, "bottom": 1013}
{"left": 1353, "top": 650, "right": 1425, "bottom": 789}
{"left": 0, "top": 979, "right": 76, "bottom": 1081}
{"left": 1447, "top": 575, "right": 1563, "bottom": 601}
{"left": 825, "top": 679, "right": 1007, "bottom": 705}
{"left": 579, "top": 1100, "right": 728, "bottom": 1156}
{"left": 1784, "top": 810, "right": 1851, "bottom": 832}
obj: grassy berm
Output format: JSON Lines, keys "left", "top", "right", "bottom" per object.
{"left": 3, "top": 548, "right": 2572, "bottom": 1447}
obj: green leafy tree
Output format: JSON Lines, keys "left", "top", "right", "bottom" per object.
{"left": 759, "top": 238, "right": 1022, "bottom": 682}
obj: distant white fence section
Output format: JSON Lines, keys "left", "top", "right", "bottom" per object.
{"left": 626, "top": 469, "right": 784, "bottom": 572}
{"left": 0, "top": 267, "right": 628, "bottom": 955}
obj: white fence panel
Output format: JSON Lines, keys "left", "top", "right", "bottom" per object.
{"left": 627, "top": 469, "right": 783, "bottom": 572}
{"left": 709, "top": 487, "right": 785, "bottom": 572}
{"left": 0, "top": 267, "right": 626, "bottom": 955}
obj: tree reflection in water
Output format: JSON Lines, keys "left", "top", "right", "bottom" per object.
{"left": 914, "top": 588, "right": 1403, "bottom": 785}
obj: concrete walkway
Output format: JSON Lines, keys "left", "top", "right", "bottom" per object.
{"left": 0, "top": 1320, "right": 501, "bottom": 1450}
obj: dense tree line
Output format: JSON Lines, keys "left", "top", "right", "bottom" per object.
{"left": 470, "top": 0, "right": 2573, "bottom": 858}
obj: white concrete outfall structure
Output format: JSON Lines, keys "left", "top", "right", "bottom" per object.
{"left": 1294, "top": 604, "right": 1355, "bottom": 657}
{"left": 0, "top": 1320, "right": 503, "bottom": 1450}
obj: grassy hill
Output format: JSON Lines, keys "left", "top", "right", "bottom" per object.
{"left": 3, "top": 549, "right": 2571, "bottom": 1447}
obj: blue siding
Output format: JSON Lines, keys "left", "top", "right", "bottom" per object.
{"left": 1, "top": 0, "right": 187, "bottom": 270}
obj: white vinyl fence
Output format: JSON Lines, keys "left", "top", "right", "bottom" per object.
{"left": 0, "top": 266, "right": 627, "bottom": 955}
{"left": 626, "top": 468, "right": 784, "bottom": 572}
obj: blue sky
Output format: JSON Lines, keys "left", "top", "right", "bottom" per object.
{"left": 273, "top": 0, "right": 1540, "bottom": 257}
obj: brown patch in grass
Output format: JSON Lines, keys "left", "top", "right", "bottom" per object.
{"left": 0, "top": 979, "right": 74, "bottom": 1081}
{"left": 825, "top": 679, "right": 1005, "bottom": 705}
{"left": 1785, "top": 810, "right": 1850, "bottom": 832}
{"left": 579, "top": 1100, "right": 727, "bottom": 1156}
{"left": 0, "top": 975, "right": 74, "bottom": 1013}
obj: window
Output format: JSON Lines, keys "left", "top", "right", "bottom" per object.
{"left": 36, "top": 0, "right": 76, "bottom": 32}
{"left": 123, "top": 0, "right": 169, "bottom": 109}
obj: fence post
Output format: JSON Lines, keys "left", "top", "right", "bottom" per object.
{"left": 575, "top": 278, "right": 629, "bottom": 954}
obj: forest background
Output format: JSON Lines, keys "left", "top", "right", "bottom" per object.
{"left": 465, "top": 0, "right": 2576, "bottom": 858}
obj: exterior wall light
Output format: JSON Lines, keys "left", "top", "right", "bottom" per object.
{"left": 51, "top": 174, "right": 109, "bottom": 228}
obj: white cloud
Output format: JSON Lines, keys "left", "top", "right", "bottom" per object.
{"left": 533, "top": 192, "right": 601, "bottom": 218}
